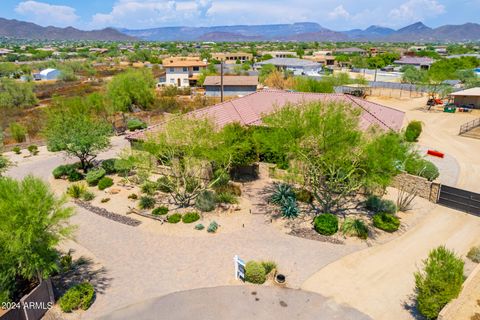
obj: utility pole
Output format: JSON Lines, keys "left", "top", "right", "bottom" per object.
{"left": 220, "top": 60, "right": 224, "bottom": 102}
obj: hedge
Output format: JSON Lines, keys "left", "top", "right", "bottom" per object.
{"left": 167, "top": 213, "right": 182, "bottom": 224}
{"left": 182, "top": 212, "right": 200, "bottom": 223}
{"left": 373, "top": 213, "right": 400, "bottom": 232}
{"left": 58, "top": 282, "right": 95, "bottom": 313}
{"left": 245, "top": 261, "right": 266, "bottom": 284}
{"left": 313, "top": 214, "right": 339, "bottom": 236}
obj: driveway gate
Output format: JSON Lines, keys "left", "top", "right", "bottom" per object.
{"left": 438, "top": 185, "right": 480, "bottom": 216}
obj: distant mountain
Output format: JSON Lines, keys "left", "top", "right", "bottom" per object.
{"left": 0, "top": 17, "right": 479, "bottom": 42}
{"left": 121, "top": 21, "right": 480, "bottom": 42}
{"left": 121, "top": 22, "right": 345, "bottom": 41}
{"left": 0, "top": 18, "right": 135, "bottom": 41}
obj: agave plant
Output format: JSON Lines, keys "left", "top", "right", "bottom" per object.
{"left": 270, "top": 183, "right": 296, "bottom": 205}
{"left": 280, "top": 197, "right": 299, "bottom": 219}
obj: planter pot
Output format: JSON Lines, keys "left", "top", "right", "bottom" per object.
{"left": 275, "top": 273, "right": 286, "bottom": 286}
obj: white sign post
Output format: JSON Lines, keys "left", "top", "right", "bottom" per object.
{"left": 234, "top": 255, "right": 245, "bottom": 281}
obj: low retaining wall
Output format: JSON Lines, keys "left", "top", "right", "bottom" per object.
{"left": 438, "top": 263, "right": 480, "bottom": 319}
{"left": 0, "top": 279, "right": 54, "bottom": 320}
{"left": 390, "top": 173, "right": 440, "bottom": 203}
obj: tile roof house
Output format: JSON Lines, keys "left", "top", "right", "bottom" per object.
{"left": 127, "top": 90, "right": 405, "bottom": 142}
{"left": 255, "top": 58, "right": 322, "bottom": 76}
{"left": 204, "top": 76, "right": 258, "bottom": 97}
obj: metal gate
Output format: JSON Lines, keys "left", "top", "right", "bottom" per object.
{"left": 438, "top": 185, "right": 480, "bottom": 216}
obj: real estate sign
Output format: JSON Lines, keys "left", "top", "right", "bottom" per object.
{"left": 234, "top": 255, "right": 245, "bottom": 281}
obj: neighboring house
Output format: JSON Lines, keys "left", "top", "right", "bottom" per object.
{"left": 449, "top": 87, "right": 480, "bottom": 108}
{"left": 203, "top": 76, "right": 258, "bottom": 97}
{"left": 127, "top": 90, "right": 405, "bottom": 142}
{"left": 160, "top": 57, "right": 208, "bottom": 87}
{"left": 211, "top": 52, "right": 253, "bottom": 64}
{"left": 33, "top": 68, "right": 60, "bottom": 81}
{"left": 305, "top": 51, "right": 336, "bottom": 67}
{"left": 335, "top": 47, "right": 367, "bottom": 56}
{"left": 393, "top": 56, "right": 434, "bottom": 70}
{"left": 260, "top": 51, "right": 298, "bottom": 58}
{"left": 255, "top": 58, "right": 322, "bottom": 75}
{"left": 0, "top": 48, "right": 13, "bottom": 56}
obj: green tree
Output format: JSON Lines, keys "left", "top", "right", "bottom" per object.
{"left": 43, "top": 97, "right": 112, "bottom": 171}
{"left": 414, "top": 246, "right": 464, "bottom": 319}
{"left": 0, "top": 176, "right": 74, "bottom": 303}
{"left": 259, "top": 64, "right": 276, "bottom": 83}
{"left": 107, "top": 69, "right": 155, "bottom": 112}
{"left": 401, "top": 66, "right": 428, "bottom": 84}
{"left": 0, "top": 79, "right": 38, "bottom": 109}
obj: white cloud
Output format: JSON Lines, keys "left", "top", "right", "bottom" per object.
{"left": 15, "top": 1, "right": 79, "bottom": 27}
{"left": 389, "top": 0, "right": 445, "bottom": 23}
{"left": 90, "top": 0, "right": 213, "bottom": 29}
{"left": 328, "top": 5, "right": 351, "bottom": 20}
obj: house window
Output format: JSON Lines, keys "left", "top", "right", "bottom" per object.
{"left": 193, "top": 66, "right": 199, "bottom": 71}
{"left": 169, "top": 68, "right": 175, "bottom": 72}
{"left": 170, "top": 79, "right": 175, "bottom": 83}
{"left": 183, "top": 67, "right": 188, "bottom": 72}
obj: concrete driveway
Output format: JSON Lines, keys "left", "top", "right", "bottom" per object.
{"left": 99, "top": 286, "right": 372, "bottom": 320}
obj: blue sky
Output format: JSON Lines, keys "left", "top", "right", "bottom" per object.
{"left": 1, "top": 0, "right": 479, "bottom": 30}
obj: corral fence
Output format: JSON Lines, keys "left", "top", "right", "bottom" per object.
{"left": 437, "top": 185, "right": 480, "bottom": 216}
{"left": 0, "top": 279, "right": 55, "bottom": 320}
{"left": 459, "top": 118, "right": 480, "bottom": 135}
{"left": 335, "top": 81, "right": 429, "bottom": 98}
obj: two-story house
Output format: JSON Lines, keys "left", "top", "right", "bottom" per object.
{"left": 161, "top": 57, "right": 208, "bottom": 87}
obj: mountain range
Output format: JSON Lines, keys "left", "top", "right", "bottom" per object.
{"left": 0, "top": 17, "right": 479, "bottom": 42}
{"left": 0, "top": 18, "right": 134, "bottom": 41}
{"left": 121, "top": 22, "right": 480, "bottom": 42}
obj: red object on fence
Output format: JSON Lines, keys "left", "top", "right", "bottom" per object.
{"left": 427, "top": 150, "right": 444, "bottom": 158}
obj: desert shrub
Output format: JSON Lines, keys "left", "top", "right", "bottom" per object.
{"left": 27, "top": 144, "right": 39, "bottom": 155}
{"left": 100, "top": 159, "right": 117, "bottom": 174}
{"left": 467, "top": 246, "right": 480, "bottom": 263}
{"left": 128, "top": 193, "right": 138, "bottom": 200}
{"left": 85, "top": 168, "right": 106, "bottom": 186}
{"left": 127, "top": 118, "right": 147, "bottom": 131}
{"left": 211, "top": 168, "right": 230, "bottom": 188}
{"left": 12, "top": 146, "right": 21, "bottom": 154}
{"left": 245, "top": 261, "right": 266, "bottom": 284}
{"left": 313, "top": 214, "right": 338, "bottom": 236}
{"left": 58, "top": 282, "right": 95, "bottom": 313}
{"left": 59, "top": 252, "right": 73, "bottom": 272}
{"left": 139, "top": 196, "right": 155, "bottom": 209}
{"left": 207, "top": 221, "right": 219, "bottom": 233}
{"left": 405, "top": 120, "right": 422, "bottom": 142}
{"left": 152, "top": 206, "right": 169, "bottom": 216}
{"left": 100, "top": 198, "right": 110, "bottom": 203}
{"left": 67, "top": 170, "right": 84, "bottom": 182}
{"left": 215, "top": 192, "right": 238, "bottom": 204}
{"left": 261, "top": 261, "right": 277, "bottom": 275}
{"left": 415, "top": 246, "right": 464, "bottom": 319}
{"left": 141, "top": 181, "right": 157, "bottom": 195}
{"left": 195, "top": 190, "right": 216, "bottom": 212}
{"left": 341, "top": 218, "right": 369, "bottom": 239}
{"left": 365, "top": 195, "right": 397, "bottom": 214}
{"left": 98, "top": 177, "right": 113, "bottom": 190}
{"left": 182, "top": 212, "right": 200, "bottom": 223}
{"left": 195, "top": 223, "right": 205, "bottom": 230}
{"left": 214, "top": 183, "right": 242, "bottom": 196}
{"left": 373, "top": 213, "right": 400, "bottom": 232}
{"left": 294, "top": 188, "right": 313, "bottom": 203}
{"left": 167, "top": 213, "right": 182, "bottom": 223}
{"left": 157, "top": 176, "right": 174, "bottom": 193}
{"left": 67, "top": 182, "right": 87, "bottom": 199}
{"left": 114, "top": 158, "right": 134, "bottom": 177}
{"left": 9, "top": 122, "right": 27, "bottom": 143}
{"left": 82, "top": 191, "right": 95, "bottom": 201}
{"left": 405, "top": 157, "right": 439, "bottom": 181}
{"left": 53, "top": 164, "right": 78, "bottom": 179}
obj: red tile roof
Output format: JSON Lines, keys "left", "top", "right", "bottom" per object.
{"left": 127, "top": 90, "right": 405, "bottom": 141}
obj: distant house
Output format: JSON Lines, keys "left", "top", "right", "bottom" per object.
{"left": 33, "top": 68, "right": 60, "bottom": 81}
{"left": 335, "top": 47, "right": 367, "bottom": 56}
{"left": 305, "top": 51, "right": 336, "bottom": 67}
{"left": 449, "top": 87, "right": 480, "bottom": 108}
{"left": 255, "top": 58, "right": 322, "bottom": 75}
{"left": 204, "top": 76, "right": 258, "bottom": 97}
{"left": 160, "top": 57, "right": 208, "bottom": 87}
{"left": 260, "top": 51, "right": 298, "bottom": 58}
{"left": 394, "top": 56, "right": 434, "bottom": 70}
{"left": 211, "top": 52, "right": 253, "bottom": 64}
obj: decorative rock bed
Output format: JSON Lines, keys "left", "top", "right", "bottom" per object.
{"left": 75, "top": 200, "right": 141, "bottom": 227}
{"left": 288, "top": 228, "right": 344, "bottom": 245}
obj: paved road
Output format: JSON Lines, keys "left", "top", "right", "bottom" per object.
{"left": 99, "top": 286, "right": 372, "bottom": 320}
